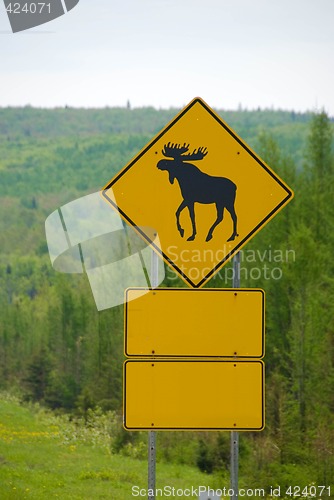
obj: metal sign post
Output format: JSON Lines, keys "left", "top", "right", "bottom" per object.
{"left": 231, "top": 252, "right": 240, "bottom": 499}
{"left": 99, "top": 97, "right": 293, "bottom": 500}
{"left": 148, "top": 429, "right": 156, "bottom": 500}
{"left": 148, "top": 250, "right": 159, "bottom": 500}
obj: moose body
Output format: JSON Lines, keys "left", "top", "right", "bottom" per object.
{"left": 157, "top": 143, "right": 238, "bottom": 242}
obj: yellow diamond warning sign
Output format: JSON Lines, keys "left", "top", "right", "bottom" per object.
{"left": 102, "top": 97, "right": 293, "bottom": 288}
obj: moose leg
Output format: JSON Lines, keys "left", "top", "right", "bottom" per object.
{"left": 176, "top": 200, "right": 187, "bottom": 237}
{"left": 206, "top": 204, "right": 224, "bottom": 242}
{"left": 226, "top": 202, "right": 238, "bottom": 242}
{"left": 187, "top": 202, "right": 197, "bottom": 241}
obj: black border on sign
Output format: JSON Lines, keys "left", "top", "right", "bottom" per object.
{"left": 123, "top": 359, "right": 265, "bottom": 431}
{"left": 102, "top": 97, "right": 294, "bottom": 288}
{"left": 124, "top": 288, "right": 265, "bottom": 359}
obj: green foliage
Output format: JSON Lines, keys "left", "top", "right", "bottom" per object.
{"left": 196, "top": 433, "right": 230, "bottom": 474}
{"left": 0, "top": 394, "right": 213, "bottom": 499}
{"left": 23, "top": 347, "right": 52, "bottom": 402}
{"left": 0, "top": 106, "right": 334, "bottom": 487}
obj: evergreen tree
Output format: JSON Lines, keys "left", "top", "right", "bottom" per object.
{"left": 24, "top": 347, "right": 52, "bottom": 402}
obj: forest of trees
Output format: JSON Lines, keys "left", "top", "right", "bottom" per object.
{"left": 0, "top": 105, "right": 333, "bottom": 489}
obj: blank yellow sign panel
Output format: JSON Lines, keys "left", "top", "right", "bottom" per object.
{"left": 124, "top": 360, "right": 265, "bottom": 430}
{"left": 125, "top": 288, "right": 264, "bottom": 358}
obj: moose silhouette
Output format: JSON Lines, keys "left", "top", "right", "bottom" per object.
{"left": 157, "top": 142, "right": 238, "bottom": 242}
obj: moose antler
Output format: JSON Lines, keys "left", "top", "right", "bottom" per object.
{"left": 162, "top": 142, "right": 190, "bottom": 158}
{"left": 162, "top": 143, "right": 208, "bottom": 161}
{"left": 182, "top": 146, "right": 208, "bottom": 161}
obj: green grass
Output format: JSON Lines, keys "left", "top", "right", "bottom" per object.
{"left": 0, "top": 395, "right": 216, "bottom": 499}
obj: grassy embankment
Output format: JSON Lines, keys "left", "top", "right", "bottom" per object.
{"left": 0, "top": 394, "right": 219, "bottom": 499}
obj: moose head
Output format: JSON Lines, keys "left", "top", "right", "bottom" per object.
{"left": 157, "top": 142, "right": 208, "bottom": 184}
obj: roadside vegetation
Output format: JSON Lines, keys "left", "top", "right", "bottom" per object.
{"left": 0, "top": 105, "right": 333, "bottom": 492}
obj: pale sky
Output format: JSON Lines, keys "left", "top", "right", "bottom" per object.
{"left": 0, "top": 0, "right": 333, "bottom": 115}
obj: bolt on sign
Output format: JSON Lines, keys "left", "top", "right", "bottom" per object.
{"left": 102, "top": 97, "right": 294, "bottom": 288}
{"left": 124, "top": 359, "right": 265, "bottom": 431}
{"left": 125, "top": 288, "right": 265, "bottom": 358}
